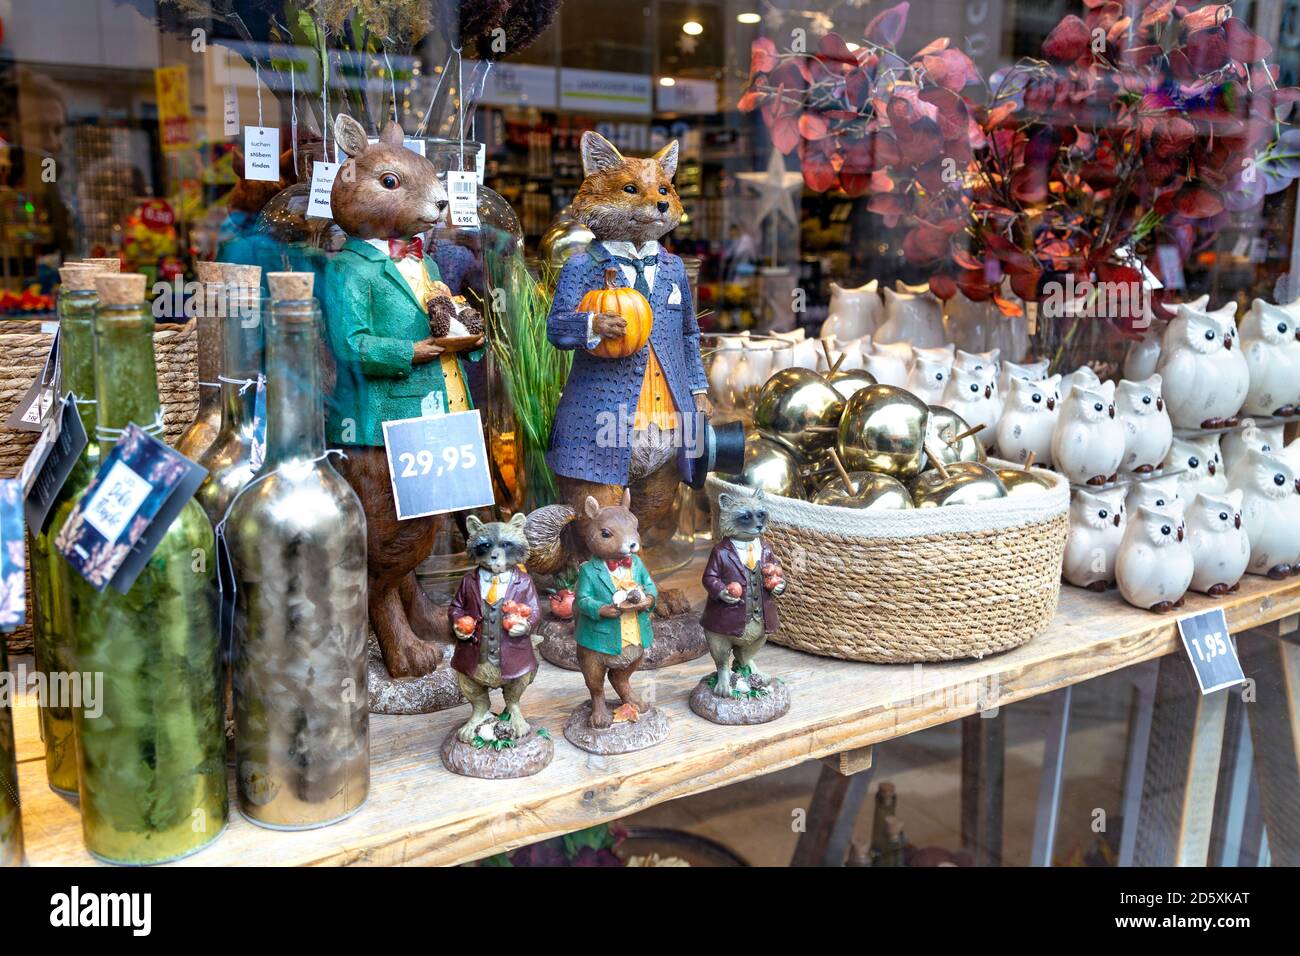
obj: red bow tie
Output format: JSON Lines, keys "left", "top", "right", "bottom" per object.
{"left": 387, "top": 236, "right": 424, "bottom": 261}
{"left": 606, "top": 557, "right": 633, "bottom": 572}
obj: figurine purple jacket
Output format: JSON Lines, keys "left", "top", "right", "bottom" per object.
{"left": 700, "top": 539, "right": 780, "bottom": 637}
{"left": 546, "top": 242, "right": 709, "bottom": 485}
{"left": 449, "top": 569, "right": 540, "bottom": 681}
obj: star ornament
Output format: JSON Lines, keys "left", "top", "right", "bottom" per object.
{"left": 737, "top": 150, "right": 803, "bottom": 228}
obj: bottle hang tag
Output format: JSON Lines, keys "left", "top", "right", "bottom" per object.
{"left": 474, "top": 143, "right": 486, "bottom": 185}
{"left": 7, "top": 331, "right": 61, "bottom": 433}
{"left": 306, "top": 160, "right": 341, "bottom": 219}
{"left": 1176, "top": 607, "right": 1245, "bottom": 695}
{"left": 446, "top": 170, "right": 479, "bottom": 227}
{"left": 23, "top": 395, "right": 88, "bottom": 536}
{"left": 214, "top": 521, "right": 238, "bottom": 662}
{"left": 248, "top": 375, "right": 267, "bottom": 472}
{"left": 57, "top": 424, "right": 209, "bottom": 594}
{"left": 223, "top": 87, "right": 240, "bottom": 136}
{"left": 242, "top": 125, "right": 280, "bottom": 182}
{"left": 0, "top": 479, "right": 27, "bottom": 632}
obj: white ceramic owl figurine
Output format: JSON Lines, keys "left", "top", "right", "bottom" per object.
{"left": 1239, "top": 298, "right": 1300, "bottom": 416}
{"left": 1115, "top": 374, "right": 1173, "bottom": 473}
{"left": 998, "top": 357, "right": 1051, "bottom": 400}
{"left": 864, "top": 341, "right": 912, "bottom": 387}
{"left": 1116, "top": 503, "right": 1194, "bottom": 611}
{"left": 907, "top": 354, "right": 953, "bottom": 405}
{"left": 997, "top": 375, "right": 1061, "bottom": 466}
{"left": 1125, "top": 473, "right": 1181, "bottom": 518}
{"left": 1122, "top": 293, "right": 1210, "bottom": 382}
{"left": 1157, "top": 302, "right": 1248, "bottom": 429}
{"left": 1063, "top": 487, "right": 1127, "bottom": 590}
{"left": 1229, "top": 448, "right": 1300, "bottom": 578}
{"left": 1282, "top": 437, "right": 1300, "bottom": 473}
{"left": 942, "top": 363, "right": 1001, "bottom": 436}
{"left": 1221, "top": 419, "right": 1285, "bottom": 475}
{"left": 1162, "top": 434, "right": 1227, "bottom": 500}
{"left": 1187, "top": 489, "right": 1250, "bottom": 596}
{"left": 820, "top": 280, "right": 883, "bottom": 342}
{"left": 1060, "top": 364, "right": 1101, "bottom": 402}
{"left": 954, "top": 348, "right": 1001, "bottom": 373}
{"left": 877, "top": 285, "right": 947, "bottom": 348}
{"left": 1052, "top": 381, "right": 1124, "bottom": 485}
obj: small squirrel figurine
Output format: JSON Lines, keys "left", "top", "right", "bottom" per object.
{"left": 448, "top": 513, "right": 542, "bottom": 745}
{"left": 700, "top": 490, "right": 785, "bottom": 699}
{"left": 321, "top": 114, "right": 484, "bottom": 680}
{"left": 572, "top": 491, "right": 657, "bottom": 728}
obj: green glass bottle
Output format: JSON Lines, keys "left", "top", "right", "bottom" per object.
{"left": 30, "top": 264, "right": 103, "bottom": 794}
{"left": 0, "top": 640, "right": 22, "bottom": 867}
{"left": 67, "top": 272, "right": 227, "bottom": 865}
{"left": 195, "top": 263, "right": 265, "bottom": 524}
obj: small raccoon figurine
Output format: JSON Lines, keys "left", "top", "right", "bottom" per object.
{"left": 446, "top": 513, "right": 547, "bottom": 774}
{"left": 696, "top": 490, "right": 789, "bottom": 723}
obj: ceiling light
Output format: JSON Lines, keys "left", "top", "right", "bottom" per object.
{"left": 682, "top": 20, "right": 704, "bottom": 35}
{"left": 737, "top": 12, "right": 761, "bottom": 24}
{"left": 659, "top": 77, "right": 677, "bottom": 87}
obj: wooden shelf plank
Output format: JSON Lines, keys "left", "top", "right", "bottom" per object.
{"left": 13, "top": 573, "right": 1300, "bottom": 867}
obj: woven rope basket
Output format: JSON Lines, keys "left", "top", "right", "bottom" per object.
{"left": 706, "top": 464, "right": 1070, "bottom": 663}
{"left": 1, "top": 319, "right": 198, "bottom": 653}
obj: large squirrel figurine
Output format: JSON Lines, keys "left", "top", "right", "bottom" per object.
{"left": 527, "top": 131, "right": 712, "bottom": 575}
{"left": 321, "top": 114, "right": 483, "bottom": 679}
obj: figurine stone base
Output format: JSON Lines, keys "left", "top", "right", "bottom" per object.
{"left": 538, "top": 612, "right": 707, "bottom": 671}
{"left": 563, "top": 701, "right": 670, "bottom": 755}
{"left": 366, "top": 635, "right": 465, "bottom": 715}
{"left": 440, "top": 727, "right": 554, "bottom": 779}
{"left": 689, "top": 677, "right": 790, "bottom": 725}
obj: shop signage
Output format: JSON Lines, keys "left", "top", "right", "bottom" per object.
{"left": 656, "top": 78, "right": 718, "bottom": 114}
{"left": 472, "top": 61, "right": 558, "bottom": 109}
{"left": 154, "top": 64, "right": 193, "bottom": 152}
{"left": 243, "top": 125, "right": 281, "bottom": 182}
{"left": 560, "top": 69, "right": 652, "bottom": 116}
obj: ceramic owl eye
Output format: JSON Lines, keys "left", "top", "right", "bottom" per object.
{"left": 948, "top": 363, "right": 995, "bottom": 398}
{"left": 1070, "top": 383, "right": 1115, "bottom": 422}
{"left": 1138, "top": 503, "right": 1186, "bottom": 546}
{"left": 1195, "top": 489, "right": 1244, "bottom": 530}
{"left": 1116, "top": 375, "right": 1163, "bottom": 414}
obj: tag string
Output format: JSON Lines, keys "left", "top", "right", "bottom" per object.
{"left": 95, "top": 410, "right": 166, "bottom": 442}
{"left": 416, "top": 51, "right": 455, "bottom": 140}
{"left": 456, "top": 46, "right": 465, "bottom": 172}
{"left": 254, "top": 59, "right": 264, "bottom": 128}
{"left": 218, "top": 374, "right": 261, "bottom": 395}
{"left": 289, "top": 55, "right": 299, "bottom": 178}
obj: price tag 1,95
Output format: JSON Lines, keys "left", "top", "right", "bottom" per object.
{"left": 1176, "top": 607, "right": 1245, "bottom": 695}
{"left": 382, "top": 410, "right": 495, "bottom": 520}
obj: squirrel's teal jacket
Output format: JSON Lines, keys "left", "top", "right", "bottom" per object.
{"left": 321, "top": 237, "right": 472, "bottom": 447}
{"left": 573, "top": 554, "right": 657, "bottom": 655}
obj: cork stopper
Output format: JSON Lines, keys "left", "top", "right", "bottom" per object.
{"left": 82, "top": 257, "right": 122, "bottom": 273}
{"left": 94, "top": 272, "right": 148, "bottom": 306}
{"left": 216, "top": 262, "right": 261, "bottom": 292}
{"left": 267, "top": 272, "right": 314, "bottom": 302}
{"left": 59, "top": 264, "right": 104, "bottom": 291}
{"left": 195, "top": 261, "right": 223, "bottom": 284}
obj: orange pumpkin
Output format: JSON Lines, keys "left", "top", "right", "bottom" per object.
{"left": 581, "top": 267, "right": 653, "bottom": 359}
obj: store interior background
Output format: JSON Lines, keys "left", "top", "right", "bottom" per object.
{"left": 2, "top": 0, "right": 1292, "bottom": 864}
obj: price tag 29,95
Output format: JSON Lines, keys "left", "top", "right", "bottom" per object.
{"left": 1176, "top": 607, "right": 1245, "bottom": 695}
{"left": 382, "top": 410, "right": 495, "bottom": 520}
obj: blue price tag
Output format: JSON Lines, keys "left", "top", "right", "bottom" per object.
{"left": 0, "top": 479, "right": 27, "bottom": 632}
{"left": 382, "top": 410, "right": 495, "bottom": 520}
{"left": 1176, "top": 607, "right": 1245, "bottom": 695}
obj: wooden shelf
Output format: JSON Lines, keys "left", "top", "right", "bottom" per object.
{"left": 13, "top": 568, "right": 1300, "bottom": 867}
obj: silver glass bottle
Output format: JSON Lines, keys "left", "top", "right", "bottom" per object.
{"left": 227, "top": 272, "right": 369, "bottom": 829}
{"left": 195, "top": 263, "right": 265, "bottom": 524}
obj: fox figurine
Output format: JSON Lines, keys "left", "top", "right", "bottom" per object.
{"left": 531, "top": 131, "right": 711, "bottom": 574}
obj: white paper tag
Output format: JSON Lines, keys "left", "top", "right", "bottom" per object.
{"left": 19, "top": 421, "right": 58, "bottom": 494}
{"left": 474, "top": 143, "right": 485, "bottom": 185}
{"left": 223, "top": 87, "right": 240, "bottom": 136}
{"left": 1155, "top": 244, "right": 1185, "bottom": 290}
{"left": 307, "top": 161, "right": 341, "bottom": 219}
{"left": 82, "top": 460, "right": 153, "bottom": 541}
{"left": 447, "top": 170, "right": 479, "bottom": 227}
{"left": 243, "top": 126, "right": 280, "bottom": 182}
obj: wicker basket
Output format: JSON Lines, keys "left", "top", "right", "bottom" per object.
{"left": 1, "top": 319, "right": 199, "bottom": 653}
{"left": 706, "top": 465, "right": 1070, "bottom": 663}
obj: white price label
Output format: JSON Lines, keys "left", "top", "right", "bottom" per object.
{"left": 447, "top": 170, "right": 479, "bottom": 227}
{"left": 19, "top": 423, "right": 57, "bottom": 494}
{"left": 82, "top": 460, "right": 153, "bottom": 542}
{"left": 242, "top": 125, "right": 280, "bottom": 182}
{"left": 223, "top": 87, "right": 240, "bottom": 136}
{"left": 307, "top": 161, "right": 341, "bottom": 219}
